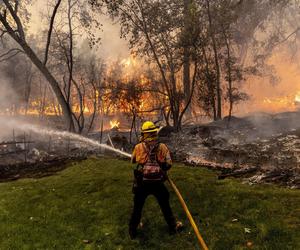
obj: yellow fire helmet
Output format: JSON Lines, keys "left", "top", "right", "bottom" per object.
{"left": 141, "top": 121, "right": 159, "bottom": 133}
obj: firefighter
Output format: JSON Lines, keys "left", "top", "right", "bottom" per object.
{"left": 129, "top": 121, "right": 183, "bottom": 239}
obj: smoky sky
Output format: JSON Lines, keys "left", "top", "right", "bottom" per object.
{"left": 27, "top": 2, "right": 130, "bottom": 60}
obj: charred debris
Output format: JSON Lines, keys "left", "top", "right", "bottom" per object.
{"left": 162, "top": 111, "right": 300, "bottom": 189}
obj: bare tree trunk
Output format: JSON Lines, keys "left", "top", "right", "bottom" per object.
{"left": 129, "top": 111, "right": 135, "bottom": 144}
{"left": 71, "top": 79, "right": 85, "bottom": 133}
{"left": 87, "top": 82, "right": 98, "bottom": 133}
{"left": 178, "top": 61, "right": 198, "bottom": 126}
{"left": 162, "top": 107, "right": 171, "bottom": 126}
{"left": 24, "top": 64, "right": 32, "bottom": 115}
{"left": 39, "top": 83, "right": 47, "bottom": 118}
{"left": 202, "top": 46, "right": 217, "bottom": 120}
{"left": 99, "top": 116, "right": 104, "bottom": 144}
{"left": 206, "top": 0, "right": 222, "bottom": 120}
{"left": 134, "top": 116, "right": 138, "bottom": 142}
{"left": 222, "top": 26, "right": 233, "bottom": 125}
{"left": 67, "top": 0, "right": 73, "bottom": 104}
{"left": 183, "top": 0, "right": 191, "bottom": 114}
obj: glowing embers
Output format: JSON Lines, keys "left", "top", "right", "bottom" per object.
{"left": 110, "top": 120, "right": 120, "bottom": 129}
{"left": 261, "top": 95, "right": 299, "bottom": 112}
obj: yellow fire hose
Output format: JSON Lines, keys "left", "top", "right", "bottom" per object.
{"left": 167, "top": 177, "right": 209, "bottom": 250}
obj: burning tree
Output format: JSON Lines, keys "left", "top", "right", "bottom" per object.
{"left": 90, "top": 0, "right": 200, "bottom": 131}
{"left": 90, "top": 0, "right": 254, "bottom": 128}
{"left": 103, "top": 58, "right": 163, "bottom": 142}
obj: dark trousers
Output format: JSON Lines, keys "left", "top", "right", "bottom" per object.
{"left": 129, "top": 182, "right": 176, "bottom": 231}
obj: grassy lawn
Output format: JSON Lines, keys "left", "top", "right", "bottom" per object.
{"left": 0, "top": 158, "right": 299, "bottom": 250}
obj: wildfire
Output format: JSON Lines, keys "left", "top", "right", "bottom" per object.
{"left": 261, "top": 96, "right": 295, "bottom": 112}
{"left": 121, "top": 55, "right": 137, "bottom": 68}
{"left": 110, "top": 120, "right": 120, "bottom": 129}
{"left": 258, "top": 92, "right": 300, "bottom": 112}
{"left": 263, "top": 97, "right": 292, "bottom": 105}
{"left": 295, "top": 92, "right": 300, "bottom": 103}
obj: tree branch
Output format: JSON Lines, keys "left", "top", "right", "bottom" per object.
{"left": 2, "top": 0, "right": 25, "bottom": 40}
{"left": 274, "top": 27, "right": 300, "bottom": 48}
{"left": 44, "top": 0, "right": 62, "bottom": 66}
{"left": 0, "top": 48, "right": 23, "bottom": 62}
{"left": 0, "top": 28, "right": 7, "bottom": 39}
{"left": 179, "top": 60, "right": 198, "bottom": 125}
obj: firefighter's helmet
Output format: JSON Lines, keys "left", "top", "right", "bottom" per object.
{"left": 141, "top": 121, "right": 159, "bottom": 133}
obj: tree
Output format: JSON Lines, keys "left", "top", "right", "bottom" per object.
{"left": 90, "top": 0, "right": 199, "bottom": 131}
{"left": 205, "top": 0, "right": 222, "bottom": 120}
{"left": 193, "top": 0, "right": 289, "bottom": 121}
{"left": 182, "top": 0, "right": 192, "bottom": 112}
{"left": 0, "top": 0, "right": 75, "bottom": 130}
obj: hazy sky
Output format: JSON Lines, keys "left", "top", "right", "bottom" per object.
{"left": 27, "top": 1, "right": 130, "bottom": 60}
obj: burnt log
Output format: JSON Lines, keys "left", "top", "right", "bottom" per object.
{"left": 218, "top": 166, "right": 259, "bottom": 180}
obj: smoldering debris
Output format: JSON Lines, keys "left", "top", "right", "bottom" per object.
{"left": 164, "top": 112, "right": 300, "bottom": 189}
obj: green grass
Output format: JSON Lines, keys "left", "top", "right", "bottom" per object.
{"left": 0, "top": 158, "right": 299, "bottom": 250}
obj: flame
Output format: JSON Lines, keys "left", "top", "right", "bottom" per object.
{"left": 260, "top": 96, "right": 296, "bottom": 112}
{"left": 121, "top": 58, "right": 132, "bottom": 67}
{"left": 295, "top": 92, "right": 300, "bottom": 103}
{"left": 110, "top": 120, "right": 120, "bottom": 129}
{"left": 121, "top": 55, "right": 137, "bottom": 68}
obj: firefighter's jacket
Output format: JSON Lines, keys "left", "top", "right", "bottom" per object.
{"left": 131, "top": 142, "right": 172, "bottom": 168}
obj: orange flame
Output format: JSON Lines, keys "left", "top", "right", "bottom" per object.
{"left": 110, "top": 120, "right": 120, "bottom": 129}
{"left": 295, "top": 92, "right": 300, "bottom": 103}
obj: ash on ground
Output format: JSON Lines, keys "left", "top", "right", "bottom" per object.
{"left": 162, "top": 112, "right": 300, "bottom": 189}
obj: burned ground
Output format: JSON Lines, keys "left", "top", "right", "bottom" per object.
{"left": 1, "top": 112, "right": 300, "bottom": 188}
{"left": 163, "top": 112, "right": 300, "bottom": 189}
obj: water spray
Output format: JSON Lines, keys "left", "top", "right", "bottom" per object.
{"left": 2, "top": 119, "right": 131, "bottom": 158}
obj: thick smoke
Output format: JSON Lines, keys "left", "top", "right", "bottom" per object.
{"left": 0, "top": 75, "right": 15, "bottom": 113}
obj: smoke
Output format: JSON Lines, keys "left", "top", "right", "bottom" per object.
{"left": 97, "top": 16, "right": 130, "bottom": 60}
{"left": 0, "top": 63, "right": 33, "bottom": 140}
{"left": 0, "top": 75, "right": 15, "bottom": 113}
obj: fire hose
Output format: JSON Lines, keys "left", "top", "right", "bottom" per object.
{"left": 123, "top": 152, "right": 208, "bottom": 249}
{"left": 167, "top": 177, "right": 209, "bottom": 250}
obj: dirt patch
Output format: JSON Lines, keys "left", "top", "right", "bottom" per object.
{"left": 0, "top": 157, "right": 87, "bottom": 182}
